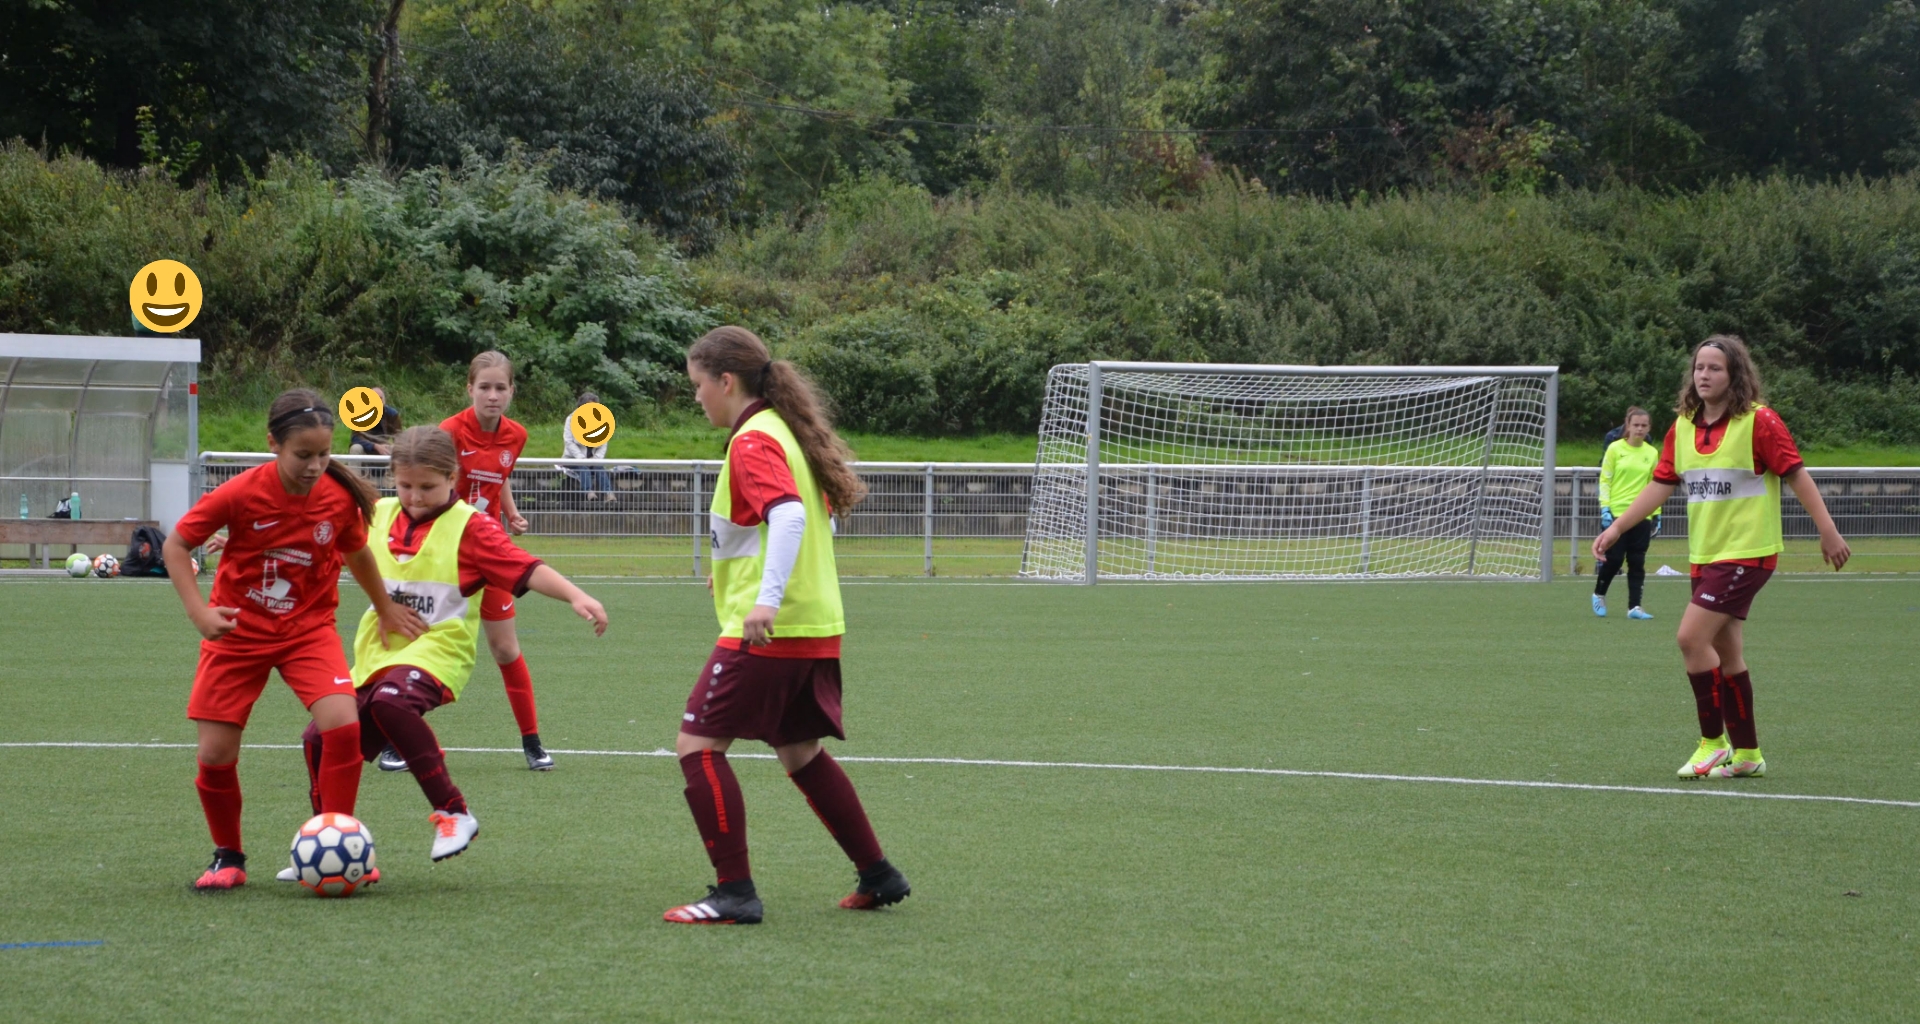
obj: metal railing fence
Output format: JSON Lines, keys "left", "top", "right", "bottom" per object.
{"left": 196, "top": 453, "right": 1920, "bottom": 577}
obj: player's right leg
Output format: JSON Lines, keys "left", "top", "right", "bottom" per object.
{"left": 185, "top": 642, "right": 273, "bottom": 891}
{"left": 1675, "top": 600, "right": 1736, "bottom": 778}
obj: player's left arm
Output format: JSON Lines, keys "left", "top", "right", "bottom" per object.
{"left": 1782, "top": 469, "right": 1850, "bottom": 571}
{"left": 342, "top": 544, "right": 428, "bottom": 647}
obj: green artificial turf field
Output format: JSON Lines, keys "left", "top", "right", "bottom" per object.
{"left": 3, "top": 576, "right": 1917, "bottom": 1022}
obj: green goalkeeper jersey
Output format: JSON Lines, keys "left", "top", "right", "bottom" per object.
{"left": 1599, "top": 438, "right": 1661, "bottom": 519}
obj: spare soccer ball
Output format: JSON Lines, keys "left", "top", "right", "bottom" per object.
{"left": 289, "top": 812, "right": 377, "bottom": 897}
{"left": 65, "top": 553, "right": 92, "bottom": 578}
{"left": 91, "top": 553, "right": 119, "bottom": 578}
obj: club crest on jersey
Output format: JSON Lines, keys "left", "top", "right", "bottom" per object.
{"left": 313, "top": 521, "right": 336, "bottom": 545}
{"left": 498, "top": 450, "right": 513, "bottom": 468}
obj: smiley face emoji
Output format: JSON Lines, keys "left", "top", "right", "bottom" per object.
{"left": 128, "top": 260, "right": 203, "bottom": 333}
{"left": 569, "top": 402, "right": 616, "bottom": 448}
{"left": 339, "top": 387, "right": 385, "bottom": 433}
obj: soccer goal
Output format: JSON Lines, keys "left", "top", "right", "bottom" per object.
{"left": 1019, "top": 362, "right": 1559, "bottom": 582}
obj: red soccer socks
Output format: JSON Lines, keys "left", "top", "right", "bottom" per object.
{"left": 1686, "top": 670, "right": 1723, "bottom": 739}
{"left": 314, "top": 722, "right": 363, "bottom": 816}
{"left": 680, "top": 750, "right": 751, "bottom": 883}
{"left": 195, "top": 759, "right": 243, "bottom": 852}
{"left": 369, "top": 701, "right": 466, "bottom": 815}
{"left": 790, "top": 750, "right": 884, "bottom": 871}
{"left": 1716, "top": 669, "right": 1758, "bottom": 750}
{"left": 499, "top": 655, "right": 539, "bottom": 737}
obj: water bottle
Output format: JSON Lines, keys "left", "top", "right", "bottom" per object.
{"left": 18, "top": 493, "right": 26, "bottom": 519}
{"left": 69, "top": 491, "right": 81, "bottom": 520}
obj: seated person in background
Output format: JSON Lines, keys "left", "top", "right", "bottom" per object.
{"left": 347, "top": 388, "right": 402, "bottom": 456}
{"left": 563, "top": 390, "right": 614, "bottom": 501}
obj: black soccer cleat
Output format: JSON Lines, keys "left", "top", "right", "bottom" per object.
{"left": 663, "top": 881, "right": 764, "bottom": 924}
{"left": 840, "top": 859, "right": 911, "bottom": 910}
{"left": 376, "top": 745, "right": 409, "bottom": 773}
{"left": 523, "top": 733, "right": 554, "bottom": 771}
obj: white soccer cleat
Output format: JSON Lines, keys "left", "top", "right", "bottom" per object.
{"left": 275, "top": 864, "right": 299, "bottom": 882}
{"left": 429, "top": 809, "right": 479, "bottom": 861}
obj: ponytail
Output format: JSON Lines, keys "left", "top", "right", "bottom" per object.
{"left": 266, "top": 388, "right": 378, "bottom": 522}
{"left": 688, "top": 326, "right": 868, "bottom": 512}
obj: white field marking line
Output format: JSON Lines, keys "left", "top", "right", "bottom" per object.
{"left": 5, "top": 741, "right": 1918, "bottom": 810}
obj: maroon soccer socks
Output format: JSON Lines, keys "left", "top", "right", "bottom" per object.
{"left": 789, "top": 750, "right": 884, "bottom": 871}
{"left": 1686, "top": 670, "right": 1723, "bottom": 739}
{"left": 680, "top": 750, "right": 751, "bottom": 883}
{"left": 1687, "top": 667, "right": 1758, "bottom": 748}
{"left": 369, "top": 701, "right": 466, "bottom": 814}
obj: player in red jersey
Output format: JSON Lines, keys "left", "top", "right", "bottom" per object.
{"left": 160, "top": 389, "right": 427, "bottom": 891}
{"left": 378, "top": 350, "right": 556, "bottom": 773}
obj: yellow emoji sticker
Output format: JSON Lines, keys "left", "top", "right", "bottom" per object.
{"left": 129, "top": 260, "right": 203, "bottom": 333}
{"left": 569, "top": 401, "right": 616, "bottom": 448}
{"left": 339, "top": 387, "right": 385, "bottom": 433}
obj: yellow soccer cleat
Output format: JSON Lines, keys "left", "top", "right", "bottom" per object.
{"left": 1678, "top": 735, "right": 1732, "bottom": 778}
{"left": 1708, "top": 749, "right": 1765, "bottom": 778}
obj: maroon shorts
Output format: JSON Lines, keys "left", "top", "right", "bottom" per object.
{"left": 680, "top": 645, "right": 845, "bottom": 747}
{"left": 1690, "top": 562, "right": 1774, "bottom": 620}
{"left": 350, "top": 665, "right": 452, "bottom": 760}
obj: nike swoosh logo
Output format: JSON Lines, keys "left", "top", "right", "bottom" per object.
{"left": 461, "top": 450, "right": 478, "bottom": 456}
{"left": 334, "top": 677, "right": 352, "bottom": 685}
{"left": 499, "top": 601, "right": 513, "bottom": 612}
{"left": 253, "top": 520, "right": 279, "bottom": 529}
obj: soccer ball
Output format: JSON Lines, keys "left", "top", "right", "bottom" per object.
{"left": 289, "top": 812, "right": 377, "bottom": 897}
{"left": 91, "top": 553, "right": 119, "bottom": 578}
{"left": 65, "top": 553, "right": 91, "bottom": 577}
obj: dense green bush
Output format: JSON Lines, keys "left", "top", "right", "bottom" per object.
{"left": 698, "top": 174, "right": 1920, "bottom": 447}
{"left": 0, "top": 143, "right": 712, "bottom": 415}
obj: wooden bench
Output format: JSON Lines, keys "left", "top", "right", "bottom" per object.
{"left": 0, "top": 519, "right": 157, "bottom": 569}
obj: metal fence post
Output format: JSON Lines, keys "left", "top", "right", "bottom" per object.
{"left": 1084, "top": 363, "right": 1103, "bottom": 585}
{"left": 691, "top": 465, "right": 703, "bottom": 578}
{"left": 1360, "top": 468, "right": 1374, "bottom": 575}
{"left": 923, "top": 462, "right": 934, "bottom": 577}
{"left": 1145, "top": 466, "right": 1157, "bottom": 574}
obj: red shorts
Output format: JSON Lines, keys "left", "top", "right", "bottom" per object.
{"left": 481, "top": 585, "right": 517, "bottom": 621}
{"left": 1690, "top": 562, "right": 1774, "bottom": 620}
{"left": 681, "top": 645, "right": 846, "bottom": 747}
{"left": 187, "top": 632, "right": 355, "bottom": 727}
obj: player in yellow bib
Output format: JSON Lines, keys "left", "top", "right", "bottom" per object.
{"left": 286, "top": 427, "right": 606, "bottom": 877}
{"left": 1591, "top": 407, "right": 1661, "bottom": 619}
{"left": 1594, "top": 336, "right": 1850, "bottom": 780}
{"left": 661, "top": 326, "right": 910, "bottom": 926}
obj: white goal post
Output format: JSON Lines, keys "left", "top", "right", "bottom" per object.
{"left": 1019, "top": 362, "right": 1560, "bottom": 582}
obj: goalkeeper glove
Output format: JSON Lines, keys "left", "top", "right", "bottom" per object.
{"left": 1599, "top": 508, "right": 1615, "bottom": 529}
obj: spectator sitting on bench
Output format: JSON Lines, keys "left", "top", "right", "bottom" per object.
{"left": 563, "top": 390, "right": 615, "bottom": 501}
{"left": 347, "top": 387, "right": 402, "bottom": 456}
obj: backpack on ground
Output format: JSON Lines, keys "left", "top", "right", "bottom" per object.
{"left": 121, "top": 525, "right": 171, "bottom": 577}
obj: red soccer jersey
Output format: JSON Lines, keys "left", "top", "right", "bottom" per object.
{"left": 1653, "top": 406, "right": 1802, "bottom": 572}
{"left": 440, "top": 407, "right": 529, "bottom": 524}
{"left": 716, "top": 401, "right": 839, "bottom": 659}
{"left": 174, "top": 462, "right": 369, "bottom": 642}
{"left": 386, "top": 499, "right": 544, "bottom": 598}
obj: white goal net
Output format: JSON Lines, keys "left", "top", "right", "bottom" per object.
{"left": 1020, "top": 362, "right": 1558, "bottom": 581}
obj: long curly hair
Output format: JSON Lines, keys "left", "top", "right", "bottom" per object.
{"left": 1677, "top": 334, "right": 1763, "bottom": 422}
{"left": 687, "top": 326, "right": 867, "bottom": 512}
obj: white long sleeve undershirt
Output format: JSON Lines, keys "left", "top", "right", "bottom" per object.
{"left": 755, "top": 500, "right": 806, "bottom": 610}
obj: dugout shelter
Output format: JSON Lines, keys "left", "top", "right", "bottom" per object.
{"left": 0, "top": 334, "right": 199, "bottom": 564}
